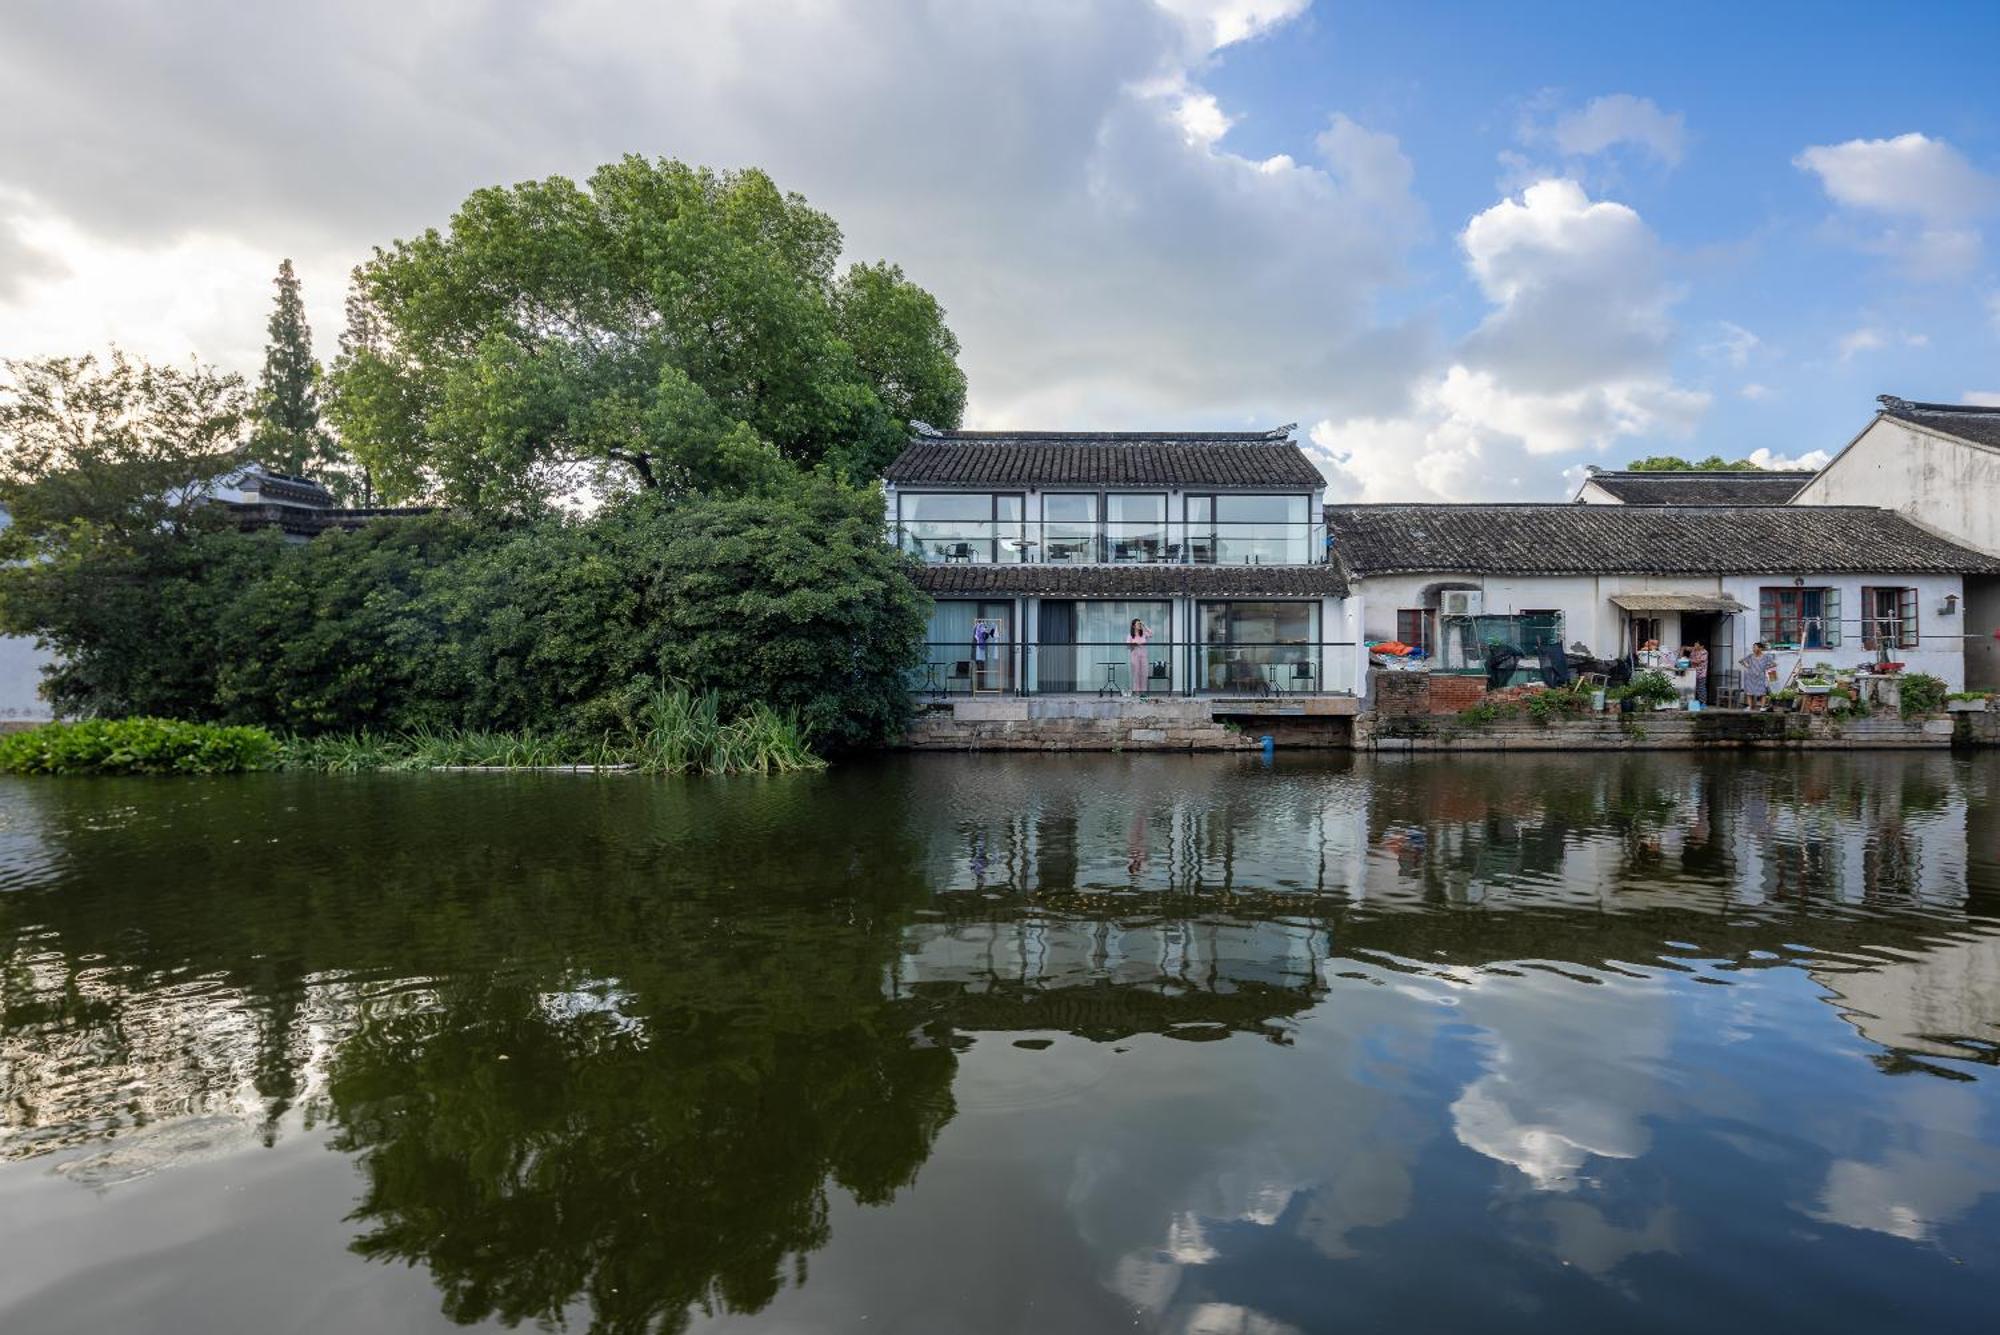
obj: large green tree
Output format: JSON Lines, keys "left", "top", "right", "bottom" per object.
{"left": 251, "top": 258, "right": 338, "bottom": 478}
{"left": 327, "top": 156, "right": 965, "bottom": 514}
{"left": 0, "top": 350, "right": 249, "bottom": 549}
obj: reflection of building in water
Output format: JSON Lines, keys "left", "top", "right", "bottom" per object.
{"left": 890, "top": 912, "right": 1331, "bottom": 1042}
{"left": 0, "top": 956, "right": 368, "bottom": 1168}
{"left": 1815, "top": 934, "right": 2000, "bottom": 1066}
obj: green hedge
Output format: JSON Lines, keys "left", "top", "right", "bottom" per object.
{"left": 0, "top": 718, "right": 281, "bottom": 775}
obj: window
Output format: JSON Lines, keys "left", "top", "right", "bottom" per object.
{"left": 1042, "top": 494, "right": 1098, "bottom": 564}
{"left": 897, "top": 493, "right": 1022, "bottom": 563}
{"left": 1197, "top": 600, "right": 1319, "bottom": 692}
{"left": 1760, "top": 587, "right": 1841, "bottom": 649}
{"left": 1630, "top": 616, "right": 1664, "bottom": 649}
{"left": 1214, "top": 495, "right": 1310, "bottom": 564}
{"left": 1861, "top": 586, "right": 1919, "bottom": 651}
{"left": 1105, "top": 494, "right": 1167, "bottom": 563}
{"left": 1395, "top": 609, "right": 1432, "bottom": 653}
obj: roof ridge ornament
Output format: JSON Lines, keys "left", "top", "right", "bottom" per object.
{"left": 1263, "top": 423, "right": 1298, "bottom": 440}
{"left": 1876, "top": 395, "right": 1910, "bottom": 410}
{"left": 909, "top": 420, "right": 942, "bottom": 437}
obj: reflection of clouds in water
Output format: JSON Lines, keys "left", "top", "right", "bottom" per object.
{"left": 1813, "top": 1083, "right": 2000, "bottom": 1242}
{"left": 1448, "top": 973, "right": 1671, "bottom": 1192}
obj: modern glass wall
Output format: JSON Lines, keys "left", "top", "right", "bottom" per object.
{"left": 1196, "top": 600, "right": 1319, "bottom": 693}
{"left": 919, "top": 599, "right": 1016, "bottom": 693}
{"left": 896, "top": 494, "right": 1023, "bottom": 563}
{"left": 1188, "top": 495, "right": 1313, "bottom": 564}
{"left": 1105, "top": 494, "right": 1168, "bottom": 563}
{"left": 1042, "top": 494, "right": 1098, "bottom": 564}
{"left": 1032, "top": 599, "right": 1173, "bottom": 693}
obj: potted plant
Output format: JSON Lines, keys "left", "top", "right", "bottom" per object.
{"left": 1946, "top": 691, "right": 1990, "bottom": 713}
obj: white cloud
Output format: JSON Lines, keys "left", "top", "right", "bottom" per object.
{"left": 1744, "top": 446, "right": 1829, "bottom": 470}
{"left": 1836, "top": 326, "right": 1927, "bottom": 361}
{"left": 1739, "top": 382, "right": 1772, "bottom": 401}
{"left": 1796, "top": 133, "right": 2000, "bottom": 278}
{"left": 1701, "top": 320, "right": 1759, "bottom": 369}
{"left": 1548, "top": 94, "right": 1686, "bottom": 166}
{"left": 1965, "top": 391, "right": 2000, "bottom": 407}
{"left": 1153, "top": 0, "right": 1313, "bottom": 51}
{"left": 0, "top": 0, "right": 1432, "bottom": 434}
{"left": 1314, "top": 178, "right": 1707, "bottom": 500}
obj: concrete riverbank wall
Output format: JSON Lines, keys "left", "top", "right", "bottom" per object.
{"left": 1356, "top": 710, "right": 1958, "bottom": 752}
{"left": 897, "top": 694, "right": 1987, "bottom": 753}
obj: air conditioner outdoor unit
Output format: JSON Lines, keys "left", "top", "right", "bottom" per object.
{"left": 1440, "top": 590, "right": 1483, "bottom": 618}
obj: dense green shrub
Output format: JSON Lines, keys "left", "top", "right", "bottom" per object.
{"left": 1898, "top": 672, "right": 1947, "bottom": 717}
{"left": 1610, "top": 671, "right": 1679, "bottom": 709}
{"left": 0, "top": 718, "right": 280, "bottom": 775}
{"left": 0, "top": 481, "right": 925, "bottom": 752}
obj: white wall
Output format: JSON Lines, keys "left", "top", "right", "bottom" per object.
{"left": 1572, "top": 479, "right": 1622, "bottom": 505}
{"left": 1793, "top": 417, "right": 2000, "bottom": 557}
{"left": 1352, "top": 571, "right": 1971, "bottom": 688}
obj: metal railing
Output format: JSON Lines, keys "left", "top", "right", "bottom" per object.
{"left": 912, "top": 639, "right": 1359, "bottom": 696}
{"left": 894, "top": 521, "right": 1329, "bottom": 566}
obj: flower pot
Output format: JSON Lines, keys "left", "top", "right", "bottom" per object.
{"left": 1947, "top": 699, "right": 1988, "bottom": 713}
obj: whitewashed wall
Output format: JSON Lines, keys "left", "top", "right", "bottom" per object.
{"left": 1793, "top": 417, "right": 2000, "bottom": 556}
{"left": 1351, "top": 571, "right": 1970, "bottom": 689}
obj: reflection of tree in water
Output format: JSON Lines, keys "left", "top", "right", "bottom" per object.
{"left": 328, "top": 966, "right": 956, "bottom": 1333}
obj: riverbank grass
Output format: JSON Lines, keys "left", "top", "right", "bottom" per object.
{"left": 1, "top": 690, "right": 823, "bottom": 777}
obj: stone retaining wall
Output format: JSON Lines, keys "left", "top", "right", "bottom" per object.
{"left": 1357, "top": 710, "right": 1957, "bottom": 752}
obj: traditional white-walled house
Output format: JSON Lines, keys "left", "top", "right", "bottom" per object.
{"left": 883, "top": 427, "right": 1361, "bottom": 696}
{"left": 1789, "top": 398, "right": 2000, "bottom": 689}
{"left": 1326, "top": 503, "right": 2000, "bottom": 695}
{"left": 1572, "top": 468, "right": 1815, "bottom": 506}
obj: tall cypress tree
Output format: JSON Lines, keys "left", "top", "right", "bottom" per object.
{"left": 253, "top": 258, "right": 331, "bottom": 477}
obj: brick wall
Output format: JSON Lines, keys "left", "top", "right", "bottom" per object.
{"left": 1373, "top": 672, "right": 1429, "bottom": 717}
{"left": 1426, "top": 674, "right": 1488, "bottom": 715}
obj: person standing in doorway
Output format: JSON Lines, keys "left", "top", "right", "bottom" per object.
{"left": 1690, "top": 641, "right": 1709, "bottom": 703}
{"left": 1127, "top": 618, "right": 1152, "bottom": 696}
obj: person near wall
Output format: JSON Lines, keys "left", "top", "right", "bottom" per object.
{"left": 1739, "top": 642, "right": 1777, "bottom": 712}
{"left": 1689, "top": 641, "right": 1709, "bottom": 703}
{"left": 1127, "top": 618, "right": 1152, "bottom": 697}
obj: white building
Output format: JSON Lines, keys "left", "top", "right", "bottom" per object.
{"left": 884, "top": 427, "right": 1361, "bottom": 696}
{"left": 1327, "top": 502, "right": 2000, "bottom": 695}
{"left": 1790, "top": 398, "right": 2000, "bottom": 689}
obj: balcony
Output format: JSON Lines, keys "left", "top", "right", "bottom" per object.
{"left": 911, "top": 637, "right": 1359, "bottom": 697}
{"left": 895, "top": 521, "right": 1328, "bottom": 567}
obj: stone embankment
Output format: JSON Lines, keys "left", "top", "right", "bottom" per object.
{"left": 1357, "top": 711, "right": 1957, "bottom": 752}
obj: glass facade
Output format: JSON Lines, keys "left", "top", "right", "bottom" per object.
{"left": 897, "top": 493, "right": 1023, "bottom": 563}
{"left": 1105, "top": 494, "right": 1167, "bottom": 563}
{"left": 1197, "top": 601, "right": 1319, "bottom": 693}
{"left": 896, "top": 490, "right": 1321, "bottom": 566}
{"left": 1186, "top": 494, "right": 1312, "bottom": 564}
{"left": 1042, "top": 495, "right": 1098, "bottom": 564}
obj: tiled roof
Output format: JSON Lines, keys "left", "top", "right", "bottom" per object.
{"left": 1325, "top": 503, "right": 2000, "bottom": 577}
{"left": 884, "top": 429, "right": 1324, "bottom": 489}
{"left": 913, "top": 562, "right": 1347, "bottom": 598}
{"left": 1583, "top": 470, "right": 1813, "bottom": 505}
{"left": 1877, "top": 397, "right": 2000, "bottom": 451}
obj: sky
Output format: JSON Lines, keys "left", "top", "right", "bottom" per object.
{"left": 2, "top": 0, "right": 1998, "bottom": 502}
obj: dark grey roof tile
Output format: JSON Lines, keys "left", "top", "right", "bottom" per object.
{"left": 1584, "top": 471, "right": 1813, "bottom": 505}
{"left": 1325, "top": 503, "right": 2000, "bottom": 577}
{"left": 884, "top": 430, "right": 1324, "bottom": 489}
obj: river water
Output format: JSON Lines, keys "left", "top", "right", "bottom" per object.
{"left": 0, "top": 753, "right": 1996, "bottom": 1334}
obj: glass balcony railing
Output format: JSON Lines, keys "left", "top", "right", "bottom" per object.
{"left": 908, "top": 639, "right": 1359, "bottom": 696}
{"left": 894, "top": 522, "right": 1328, "bottom": 565}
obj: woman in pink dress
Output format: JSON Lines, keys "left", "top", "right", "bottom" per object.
{"left": 1127, "top": 618, "right": 1152, "bottom": 696}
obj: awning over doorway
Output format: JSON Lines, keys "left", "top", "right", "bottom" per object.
{"left": 1608, "top": 592, "right": 1747, "bottom": 613}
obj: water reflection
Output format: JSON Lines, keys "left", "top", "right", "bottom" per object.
{"left": 0, "top": 753, "right": 1997, "bottom": 1333}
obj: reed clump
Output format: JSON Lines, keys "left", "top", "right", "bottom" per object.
{"left": 280, "top": 686, "right": 822, "bottom": 776}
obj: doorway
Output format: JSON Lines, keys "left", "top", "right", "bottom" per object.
{"left": 1682, "top": 612, "right": 1726, "bottom": 704}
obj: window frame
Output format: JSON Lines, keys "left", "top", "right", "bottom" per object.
{"left": 1759, "top": 586, "right": 1842, "bottom": 650}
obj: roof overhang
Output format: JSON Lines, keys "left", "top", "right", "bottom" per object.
{"left": 1609, "top": 592, "right": 1747, "bottom": 613}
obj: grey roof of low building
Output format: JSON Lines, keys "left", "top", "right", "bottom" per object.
{"left": 1325, "top": 503, "right": 2000, "bottom": 577}
{"left": 913, "top": 562, "right": 1347, "bottom": 599}
{"left": 1583, "top": 470, "right": 1814, "bottom": 505}
{"left": 1877, "top": 397, "right": 2000, "bottom": 451}
{"left": 884, "top": 428, "right": 1324, "bottom": 489}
